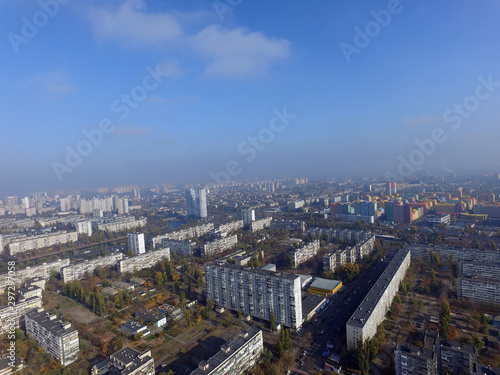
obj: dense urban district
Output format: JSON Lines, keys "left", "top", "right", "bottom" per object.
{"left": 1, "top": 175, "right": 500, "bottom": 375}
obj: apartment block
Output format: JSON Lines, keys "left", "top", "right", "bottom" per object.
{"left": 190, "top": 327, "right": 263, "bottom": 375}
{"left": 97, "top": 216, "right": 147, "bottom": 233}
{"left": 8, "top": 231, "right": 78, "bottom": 255}
{"left": 249, "top": 217, "right": 272, "bottom": 232}
{"left": 76, "top": 221, "right": 93, "bottom": 237}
{"left": 407, "top": 245, "right": 500, "bottom": 264}
{"left": 394, "top": 343, "right": 437, "bottom": 375}
{"left": 205, "top": 263, "right": 303, "bottom": 329}
{"left": 218, "top": 220, "right": 244, "bottom": 233}
{"left": 0, "top": 259, "right": 70, "bottom": 294}
{"left": 151, "top": 223, "right": 214, "bottom": 248}
{"left": 457, "top": 277, "right": 500, "bottom": 305}
{"left": 119, "top": 248, "right": 170, "bottom": 273}
{"left": 308, "top": 228, "right": 373, "bottom": 243}
{"left": 202, "top": 235, "right": 238, "bottom": 257}
{"left": 162, "top": 238, "right": 196, "bottom": 256}
{"left": 346, "top": 249, "right": 411, "bottom": 350}
{"left": 61, "top": 253, "right": 124, "bottom": 283}
{"left": 241, "top": 209, "right": 255, "bottom": 225}
{"left": 25, "top": 309, "right": 80, "bottom": 366}
{"left": 0, "top": 296, "right": 42, "bottom": 334}
{"left": 289, "top": 240, "right": 320, "bottom": 268}
{"left": 271, "top": 219, "right": 306, "bottom": 233}
{"left": 109, "top": 347, "right": 155, "bottom": 375}
{"left": 128, "top": 232, "right": 146, "bottom": 254}
{"left": 436, "top": 339, "right": 477, "bottom": 375}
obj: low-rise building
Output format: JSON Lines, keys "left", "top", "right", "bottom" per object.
{"left": 120, "top": 320, "right": 150, "bottom": 337}
{"left": 134, "top": 309, "right": 167, "bottom": 327}
{"left": 190, "top": 327, "right": 263, "bottom": 375}
{"left": 109, "top": 347, "right": 155, "bottom": 375}
{"left": 25, "top": 309, "right": 79, "bottom": 366}
{"left": 308, "top": 278, "right": 342, "bottom": 296}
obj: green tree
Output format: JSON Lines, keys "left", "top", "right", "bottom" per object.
{"left": 277, "top": 328, "right": 292, "bottom": 357}
{"left": 439, "top": 301, "right": 451, "bottom": 339}
{"left": 155, "top": 271, "right": 164, "bottom": 287}
{"left": 270, "top": 312, "right": 276, "bottom": 332}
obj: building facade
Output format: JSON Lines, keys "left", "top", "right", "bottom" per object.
{"left": 25, "top": 309, "right": 80, "bottom": 366}
{"left": 61, "top": 253, "right": 124, "bottom": 283}
{"left": 119, "top": 248, "right": 170, "bottom": 274}
{"left": 186, "top": 188, "right": 208, "bottom": 218}
{"left": 395, "top": 343, "right": 437, "bottom": 375}
{"left": 289, "top": 240, "right": 320, "bottom": 268}
{"left": 346, "top": 249, "right": 411, "bottom": 350}
{"left": 190, "top": 327, "right": 263, "bottom": 375}
{"left": 8, "top": 231, "right": 78, "bottom": 255}
{"left": 205, "top": 263, "right": 303, "bottom": 329}
{"left": 202, "top": 235, "right": 238, "bottom": 258}
{"left": 128, "top": 233, "right": 146, "bottom": 254}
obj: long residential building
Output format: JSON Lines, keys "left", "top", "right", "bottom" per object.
{"left": 25, "top": 308, "right": 80, "bottom": 366}
{"left": 61, "top": 253, "right": 124, "bottom": 283}
{"left": 289, "top": 240, "right": 320, "bottom": 268}
{"left": 249, "top": 217, "right": 272, "bottom": 232}
{"left": 346, "top": 249, "right": 411, "bottom": 350}
{"left": 457, "top": 277, "right": 500, "bottom": 305}
{"left": 218, "top": 220, "right": 244, "bottom": 233}
{"left": 162, "top": 238, "right": 196, "bottom": 256}
{"left": 205, "top": 263, "right": 303, "bottom": 330}
{"left": 151, "top": 223, "right": 214, "bottom": 248}
{"left": 0, "top": 259, "right": 70, "bottom": 294}
{"left": 119, "top": 248, "right": 170, "bottom": 274}
{"left": 202, "top": 235, "right": 238, "bottom": 258}
{"left": 309, "top": 228, "right": 373, "bottom": 243}
{"left": 271, "top": 219, "right": 306, "bottom": 233}
{"left": 97, "top": 216, "right": 147, "bottom": 233}
{"left": 0, "top": 296, "right": 43, "bottom": 334}
{"left": 8, "top": 231, "right": 78, "bottom": 255}
{"left": 190, "top": 327, "right": 263, "bottom": 375}
{"left": 408, "top": 245, "right": 500, "bottom": 263}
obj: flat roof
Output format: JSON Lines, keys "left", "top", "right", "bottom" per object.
{"left": 190, "top": 327, "right": 261, "bottom": 375}
{"left": 302, "top": 294, "right": 326, "bottom": 317}
{"left": 395, "top": 342, "right": 435, "bottom": 360}
{"left": 206, "top": 262, "right": 300, "bottom": 282}
{"left": 347, "top": 249, "right": 410, "bottom": 328}
{"left": 309, "top": 278, "right": 341, "bottom": 292}
{"left": 25, "top": 310, "right": 77, "bottom": 337}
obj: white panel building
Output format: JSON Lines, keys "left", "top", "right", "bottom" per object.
{"left": 128, "top": 233, "right": 146, "bottom": 254}
{"left": 205, "top": 263, "right": 303, "bottom": 330}
{"left": 346, "top": 249, "right": 411, "bottom": 350}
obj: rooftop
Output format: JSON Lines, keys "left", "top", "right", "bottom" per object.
{"left": 25, "top": 309, "right": 77, "bottom": 337}
{"left": 347, "top": 249, "right": 410, "bottom": 328}
{"left": 309, "top": 277, "right": 341, "bottom": 292}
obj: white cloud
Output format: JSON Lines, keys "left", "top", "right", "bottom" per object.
{"left": 88, "top": 0, "right": 183, "bottom": 48}
{"left": 25, "top": 71, "right": 73, "bottom": 99}
{"left": 190, "top": 25, "right": 290, "bottom": 78}
{"left": 87, "top": 0, "right": 291, "bottom": 78}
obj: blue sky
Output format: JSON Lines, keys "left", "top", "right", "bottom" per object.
{"left": 1, "top": 0, "right": 500, "bottom": 196}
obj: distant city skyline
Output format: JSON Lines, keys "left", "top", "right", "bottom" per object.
{"left": 2, "top": 1, "right": 500, "bottom": 196}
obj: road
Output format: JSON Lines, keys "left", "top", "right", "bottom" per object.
{"left": 291, "top": 257, "right": 390, "bottom": 374}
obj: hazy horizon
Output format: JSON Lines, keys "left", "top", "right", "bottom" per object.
{"left": 2, "top": 1, "right": 500, "bottom": 197}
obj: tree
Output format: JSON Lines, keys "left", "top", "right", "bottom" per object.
{"left": 283, "top": 253, "right": 294, "bottom": 269}
{"left": 270, "top": 312, "right": 276, "bottom": 332}
{"left": 277, "top": 328, "right": 292, "bottom": 357}
{"left": 439, "top": 301, "right": 451, "bottom": 339}
{"left": 155, "top": 272, "right": 164, "bottom": 287}
{"left": 357, "top": 338, "right": 370, "bottom": 375}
